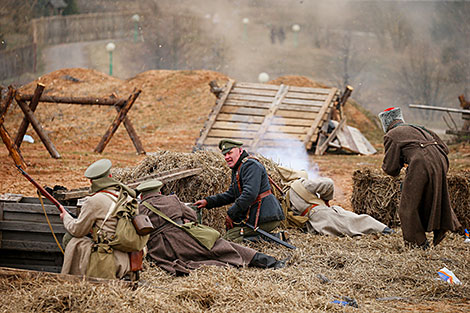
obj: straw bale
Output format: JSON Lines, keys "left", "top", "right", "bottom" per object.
{"left": 352, "top": 167, "right": 470, "bottom": 230}
{"left": 2, "top": 230, "right": 469, "bottom": 312}
{"left": 112, "top": 150, "right": 286, "bottom": 234}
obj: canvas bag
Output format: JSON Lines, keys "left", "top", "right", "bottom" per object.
{"left": 97, "top": 191, "right": 149, "bottom": 253}
{"left": 86, "top": 243, "right": 116, "bottom": 279}
{"left": 142, "top": 201, "right": 221, "bottom": 250}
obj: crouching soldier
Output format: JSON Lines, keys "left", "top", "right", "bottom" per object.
{"left": 137, "top": 180, "right": 287, "bottom": 276}
{"left": 195, "top": 139, "right": 285, "bottom": 243}
{"left": 60, "top": 159, "right": 147, "bottom": 279}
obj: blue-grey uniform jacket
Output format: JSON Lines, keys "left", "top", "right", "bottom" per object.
{"left": 205, "top": 151, "right": 285, "bottom": 225}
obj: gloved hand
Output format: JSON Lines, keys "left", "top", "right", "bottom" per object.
{"left": 225, "top": 215, "right": 234, "bottom": 230}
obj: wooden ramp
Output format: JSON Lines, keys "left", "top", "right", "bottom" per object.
{"left": 196, "top": 80, "right": 338, "bottom": 152}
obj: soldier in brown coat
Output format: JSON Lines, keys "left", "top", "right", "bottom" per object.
{"left": 136, "top": 180, "right": 286, "bottom": 276}
{"left": 378, "top": 107, "right": 461, "bottom": 248}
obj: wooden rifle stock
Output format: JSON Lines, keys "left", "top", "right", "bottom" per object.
{"left": 16, "top": 165, "right": 76, "bottom": 217}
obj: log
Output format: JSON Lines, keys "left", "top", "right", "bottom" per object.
{"left": 17, "top": 93, "right": 125, "bottom": 106}
{"left": 315, "top": 117, "right": 347, "bottom": 155}
{"left": 0, "top": 87, "right": 27, "bottom": 168}
{"left": 15, "top": 96, "right": 61, "bottom": 159}
{"left": 94, "top": 89, "right": 141, "bottom": 153}
{"left": 14, "top": 83, "right": 45, "bottom": 148}
{"left": 113, "top": 100, "right": 145, "bottom": 155}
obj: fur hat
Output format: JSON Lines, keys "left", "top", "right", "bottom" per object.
{"left": 378, "top": 107, "right": 404, "bottom": 132}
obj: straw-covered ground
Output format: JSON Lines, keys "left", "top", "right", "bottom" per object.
{"left": 1, "top": 68, "right": 470, "bottom": 312}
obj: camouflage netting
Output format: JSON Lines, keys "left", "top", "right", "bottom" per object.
{"left": 352, "top": 167, "right": 470, "bottom": 231}
{"left": 112, "top": 150, "right": 285, "bottom": 234}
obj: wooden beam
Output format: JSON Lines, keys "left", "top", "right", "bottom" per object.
{"left": 14, "top": 83, "right": 45, "bottom": 149}
{"left": 409, "top": 104, "right": 470, "bottom": 114}
{"left": 0, "top": 87, "right": 27, "bottom": 168}
{"left": 315, "top": 118, "right": 347, "bottom": 155}
{"left": 251, "top": 84, "right": 289, "bottom": 150}
{"left": 94, "top": 89, "right": 141, "bottom": 153}
{"left": 196, "top": 79, "right": 234, "bottom": 148}
{"left": 112, "top": 100, "right": 145, "bottom": 154}
{"left": 17, "top": 93, "right": 124, "bottom": 106}
{"left": 15, "top": 96, "right": 61, "bottom": 159}
{"left": 127, "top": 167, "right": 203, "bottom": 188}
{"left": 304, "top": 88, "right": 338, "bottom": 150}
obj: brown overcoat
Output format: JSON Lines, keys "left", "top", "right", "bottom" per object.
{"left": 382, "top": 123, "right": 461, "bottom": 244}
{"left": 139, "top": 191, "right": 257, "bottom": 275}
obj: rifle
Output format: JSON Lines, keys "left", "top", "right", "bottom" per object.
{"left": 16, "top": 165, "right": 76, "bottom": 218}
{"left": 243, "top": 222, "right": 296, "bottom": 250}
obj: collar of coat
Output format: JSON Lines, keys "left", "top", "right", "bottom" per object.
{"left": 231, "top": 150, "right": 250, "bottom": 172}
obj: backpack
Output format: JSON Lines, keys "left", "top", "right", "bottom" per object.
{"left": 94, "top": 190, "right": 149, "bottom": 253}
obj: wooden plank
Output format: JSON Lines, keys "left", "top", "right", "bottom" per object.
{"left": 346, "top": 125, "right": 377, "bottom": 155}
{"left": 224, "top": 100, "right": 271, "bottom": 109}
{"left": 271, "top": 117, "right": 314, "bottom": 127}
{"left": 207, "top": 129, "right": 257, "bottom": 139}
{"left": 0, "top": 202, "right": 75, "bottom": 215}
{"left": 0, "top": 264, "right": 62, "bottom": 273}
{"left": 277, "top": 104, "right": 322, "bottom": 112}
{"left": 14, "top": 83, "right": 45, "bottom": 149}
{"left": 216, "top": 113, "right": 264, "bottom": 124}
{"left": 94, "top": 89, "right": 141, "bottom": 153}
{"left": 0, "top": 193, "right": 23, "bottom": 202}
{"left": 275, "top": 110, "right": 318, "bottom": 119}
{"left": 3, "top": 211, "right": 62, "bottom": 224}
{"left": 304, "top": 88, "right": 338, "bottom": 150}
{"left": 262, "top": 132, "right": 304, "bottom": 140}
{"left": 0, "top": 220, "right": 65, "bottom": 233}
{"left": 235, "top": 82, "right": 334, "bottom": 95}
{"left": 231, "top": 87, "right": 278, "bottom": 97}
{"left": 203, "top": 137, "right": 253, "bottom": 147}
{"left": 220, "top": 105, "right": 268, "bottom": 116}
{"left": 212, "top": 121, "right": 260, "bottom": 131}
{"left": 3, "top": 231, "right": 63, "bottom": 243}
{"left": 315, "top": 118, "right": 347, "bottom": 156}
{"left": 281, "top": 98, "right": 326, "bottom": 106}
{"left": 284, "top": 91, "right": 330, "bottom": 101}
{"left": 227, "top": 94, "right": 275, "bottom": 103}
{"left": 15, "top": 97, "right": 61, "bottom": 159}
{"left": 252, "top": 84, "right": 289, "bottom": 150}
{"left": 334, "top": 122, "right": 360, "bottom": 154}
{"left": 267, "top": 125, "right": 309, "bottom": 134}
{"left": 196, "top": 79, "right": 234, "bottom": 148}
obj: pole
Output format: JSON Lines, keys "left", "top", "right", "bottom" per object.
{"left": 109, "top": 51, "right": 113, "bottom": 76}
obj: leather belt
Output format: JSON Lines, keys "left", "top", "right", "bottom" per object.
{"left": 301, "top": 203, "right": 318, "bottom": 216}
{"left": 254, "top": 189, "right": 272, "bottom": 202}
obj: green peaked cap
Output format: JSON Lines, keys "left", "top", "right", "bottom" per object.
{"left": 218, "top": 138, "right": 243, "bottom": 154}
{"left": 84, "top": 159, "right": 112, "bottom": 179}
{"left": 136, "top": 180, "right": 163, "bottom": 193}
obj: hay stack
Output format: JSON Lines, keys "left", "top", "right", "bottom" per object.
{"left": 352, "top": 167, "right": 470, "bottom": 230}
{"left": 112, "top": 150, "right": 285, "bottom": 233}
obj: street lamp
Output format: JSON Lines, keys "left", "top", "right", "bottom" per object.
{"left": 132, "top": 14, "right": 140, "bottom": 42}
{"left": 292, "top": 24, "right": 300, "bottom": 47}
{"left": 106, "top": 42, "right": 115, "bottom": 76}
{"left": 242, "top": 17, "right": 249, "bottom": 41}
{"left": 258, "top": 72, "right": 270, "bottom": 83}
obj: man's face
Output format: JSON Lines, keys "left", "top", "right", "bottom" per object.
{"left": 224, "top": 147, "right": 242, "bottom": 168}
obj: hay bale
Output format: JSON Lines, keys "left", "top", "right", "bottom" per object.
{"left": 352, "top": 167, "right": 470, "bottom": 230}
{"left": 112, "top": 150, "right": 286, "bottom": 233}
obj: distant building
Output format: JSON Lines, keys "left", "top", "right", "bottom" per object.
{"left": 46, "top": 0, "right": 68, "bottom": 15}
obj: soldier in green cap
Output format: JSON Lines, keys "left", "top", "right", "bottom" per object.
{"left": 195, "top": 138, "right": 285, "bottom": 243}
{"left": 60, "top": 159, "right": 138, "bottom": 279}
{"left": 136, "top": 180, "right": 286, "bottom": 275}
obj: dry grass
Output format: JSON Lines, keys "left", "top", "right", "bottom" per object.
{"left": 1, "top": 230, "right": 469, "bottom": 312}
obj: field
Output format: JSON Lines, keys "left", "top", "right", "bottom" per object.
{"left": 1, "top": 68, "right": 469, "bottom": 312}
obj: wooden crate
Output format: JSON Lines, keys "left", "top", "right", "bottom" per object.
{"left": 196, "top": 81, "right": 338, "bottom": 152}
{"left": 0, "top": 197, "right": 78, "bottom": 273}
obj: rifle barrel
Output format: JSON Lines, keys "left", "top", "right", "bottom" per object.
{"left": 244, "top": 222, "right": 296, "bottom": 250}
{"left": 16, "top": 165, "right": 69, "bottom": 215}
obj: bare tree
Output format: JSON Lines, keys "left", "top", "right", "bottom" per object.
{"left": 395, "top": 41, "right": 450, "bottom": 121}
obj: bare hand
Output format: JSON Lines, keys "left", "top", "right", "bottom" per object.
{"left": 194, "top": 199, "right": 207, "bottom": 209}
{"left": 225, "top": 216, "right": 234, "bottom": 230}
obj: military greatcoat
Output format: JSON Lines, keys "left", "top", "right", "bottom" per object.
{"left": 139, "top": 191, "right": 257, "bottom": 275}
{"left": 61, "top": 189, "right": 130, "bottom": 277}
{"left": 382, "top": 123, "right": 461, "bottom": 245}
